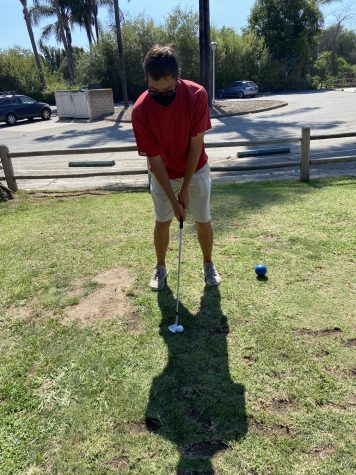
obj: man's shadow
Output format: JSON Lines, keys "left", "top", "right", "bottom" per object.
{"left": 146, "top": 285, "right": 247, "bottom": 474}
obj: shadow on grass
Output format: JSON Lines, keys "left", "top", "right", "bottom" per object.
{"left": 209, "top": 178, "right": 355, "bottom": 234}
{"left": 146, "top": 285, "right": 247, "bottom": 474}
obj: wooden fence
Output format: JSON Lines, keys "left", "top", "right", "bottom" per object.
{"left": 1, "top": 128, "right": 355, "bottom": 192}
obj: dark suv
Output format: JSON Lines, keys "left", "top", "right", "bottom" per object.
{"left": 0, "top": 92, "right": 51, "bottom": 125}
{"left": 218, "top": 81, "right": 259, "bottom": 99}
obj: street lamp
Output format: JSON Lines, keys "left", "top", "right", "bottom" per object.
{"left": 211, "top": 42, "right": 217, "bottom": 103}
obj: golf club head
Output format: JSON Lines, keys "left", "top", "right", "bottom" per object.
{"left": 168, "top": 323, "right": 184, "bottom": 334}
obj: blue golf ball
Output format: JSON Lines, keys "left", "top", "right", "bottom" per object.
{"left": 255, "top": 264, "right": 267, "bottom": 277}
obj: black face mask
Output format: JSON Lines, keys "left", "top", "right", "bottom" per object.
{"left": 148, "top": 85, "right": 177, "bottom": 107}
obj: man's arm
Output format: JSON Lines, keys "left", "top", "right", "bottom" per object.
{"left": 148, "top": 155, "right": 185, "bottom": 221}
{"left": 178, "top": 132, "right": 205, "bottom": 209}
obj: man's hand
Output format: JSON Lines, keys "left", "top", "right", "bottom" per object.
{"left": 178, "top": 186, "right": 189, "bottom": 211}
{"left": 172, "top": 200, "right": 186, "bottom": 222}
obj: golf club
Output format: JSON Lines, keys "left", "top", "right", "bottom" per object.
{"left": 168, "top": 218, "right": 184, "bottom": 334}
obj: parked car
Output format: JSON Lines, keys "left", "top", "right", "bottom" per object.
{"left": 0, "top": 92, "right": 51, "bottom": 125}
{"left": 218, "top": 81, "right": 259, "bottom": 99}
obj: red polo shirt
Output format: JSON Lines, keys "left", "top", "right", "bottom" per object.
{"left": 132, "top": 79, "right": 211, "bottom": 179}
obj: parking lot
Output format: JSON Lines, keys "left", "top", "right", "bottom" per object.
{"left": 0, "top": 90, "right": 355, "bottom": 190}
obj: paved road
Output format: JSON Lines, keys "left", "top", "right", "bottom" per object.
{"left": 0, "top": 90, "right": 355, "bottom": 191}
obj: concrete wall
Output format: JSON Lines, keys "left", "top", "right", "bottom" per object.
{"left": 87, "top": 89, "right": 114, "bottom": 120}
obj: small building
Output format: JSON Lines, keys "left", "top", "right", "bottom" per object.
{"left": 55, "top": 88, "right": 114, "bottom": 121}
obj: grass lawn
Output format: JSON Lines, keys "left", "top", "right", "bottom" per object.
{"left": 0, "top": 178, "right": 355, "bottom": 475}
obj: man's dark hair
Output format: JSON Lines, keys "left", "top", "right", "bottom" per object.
{"left": 143, "top": 44, "right": 180, "bottom": 81}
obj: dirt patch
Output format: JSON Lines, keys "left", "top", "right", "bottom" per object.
{"left": 315, "top": 349, "right": 330, "bottom": 357}
{"left": 248, "top": 416, "right": 291, "bottom": 437}
{"left": 109, "top": 455, "right": 130, "bottom": 470}
{"left": 347, "top": 394, "right": 356, "bottom": 406}
{"left": 126, "top": 420, "right": 148, "bottom": 434}
{"left": 309, "top": 444, "right": 335, "bottom": 459}
{"left": 268, "top": 398, "right": 296, "bottom": 414}
{"left": 145, "top": 415, "right": 163, "bottom": 431}
{"left": 205, "top": 324, "right": 230, "bottom": 336}
{"left": 182, "top": 440, "right": 229, "bottom": 457}
{"left": 182, "top": 386, "right": 201, "bottom": 397}
{"left": 242, "top": 355, "right": 257, "bottom": 365}
{"left": 344, "top": 338, "right": 356, "bottom": 347}
{"left": 63, "top": 268, "right": 138, "bottom": 329}
{"left": 188, "top": 409, "right": 215, "bottom": 431}
{"left": 293, "top": 327, "right": 342, "bottom": 337}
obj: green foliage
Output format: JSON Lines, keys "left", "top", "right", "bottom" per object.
{"left": 212, "top": 27, "right": 270, "bottom": 91}
{"left": 162, "top": 6, "right": 200, "bottom": 83}
{"left": 248, "top": 0, "right": 323, "bottom": 89}
{"left": 319, "top": 26, "right": 356, "bottom": 65}
{"left": 0, "top": 47, "right": 69, "bottom": 104}
{"left": 6, "top": 2, "right": 356, "bottom": 99}
{"left": 0, "top": 47, "right": 43, "bottom": 94}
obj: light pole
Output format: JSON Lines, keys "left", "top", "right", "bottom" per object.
{"left": 211, "top": 42, "right": 217, "bottom": 103}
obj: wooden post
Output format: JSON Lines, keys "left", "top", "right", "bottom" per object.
{"left": 300, "top": 127, "right": 310, "bottom": 182}
{"left": 0, "top": 145, "right": 18, "bottom": 192}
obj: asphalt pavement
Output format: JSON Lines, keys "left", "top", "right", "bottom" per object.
{"left": 0, "top": 90, "right": 355, "bottom": 191}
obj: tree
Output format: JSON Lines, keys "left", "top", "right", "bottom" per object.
{"left": 320, "top": 26, "right": 356, "bottom": 65}
{"left": 199, "top": 0, "right": 211, "bottom": 104}
{"left": 248, "top": 0, "right": 323, "bottom": 87}
{"left": 19, "top": 0, "right": 46, "bottom": 88}
{"left": 54, "top": 0, "right": 75, "bottom": 80}
{"left": 71, "top": 0, "right": 96, "bottom": 45}
{"left": 31, "top": 0, "right": 75, "bottom": 81}
{"left": 319, "top": 4, "right": 356, "bottom": 74}
{"left": 164, "top": 6, "right": 199, "bottom": 82}
{"left": 113, "top": 0, "right": 129, "bottom": 107}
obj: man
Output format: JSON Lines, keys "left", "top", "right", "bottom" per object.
{"left": 132, "top": 44, "right": 221, "bottom": 290}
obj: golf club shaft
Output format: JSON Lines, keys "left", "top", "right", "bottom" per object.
{"left": 175, "top": 219, "right": 183, "bottom": 325}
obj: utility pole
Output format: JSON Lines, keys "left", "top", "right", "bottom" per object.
{"left": 199, "top": 0, "right": 211, "bottom": 106}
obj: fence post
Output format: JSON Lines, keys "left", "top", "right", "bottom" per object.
{"left": 300, "top": 127, "right": 310, "bottom": 182}
{"left": 0, "top": 145, "right": 18, "bottom": 192}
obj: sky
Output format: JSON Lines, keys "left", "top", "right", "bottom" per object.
{"left": 0, "top": 0, "right": 354, "bottom": 51}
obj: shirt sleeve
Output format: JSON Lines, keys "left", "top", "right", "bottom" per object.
{"left": 191, "top": 87, "right": 212, "bottom": 136}
{"left": 132, "top": 106, "right": 160, "bottom": 157}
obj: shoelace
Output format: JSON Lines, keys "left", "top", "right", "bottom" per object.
{"left": 153, "top": 267, "right": 165, "bottom": 280}
{"left": 205, "top": 264, "right": 217, "bottom": 278}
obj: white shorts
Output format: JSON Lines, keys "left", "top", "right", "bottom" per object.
{"left": 150, "top": 163, "right": 211, "bottom": 223}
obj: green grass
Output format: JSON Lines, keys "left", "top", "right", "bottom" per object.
{"left": 0, "top": 178, "right": 355, "bottom": 475}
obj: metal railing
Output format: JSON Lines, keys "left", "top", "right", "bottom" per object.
{"left": 1, "top": 128, "right": 355, "bottom": 192}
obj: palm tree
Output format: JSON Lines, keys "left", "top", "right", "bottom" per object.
{"left": 19, "top": 0, "right": 46, "bottom": 88}
{"left": 31, "top": 0, "right": 75, "bottom": 81}
{"left": 71, "top": 0, "right": 95, "bottom": 45}
{"left": 199, "top": 0, "right": 211, "bottom": 104}
{"left": 53, "top": 0, "right": 75, "bottom": 80}
{"left": 113, "top": 0, "right": 129, "bottom": 106}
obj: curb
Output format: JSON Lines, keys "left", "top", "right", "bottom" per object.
{"left": 210, "top": 101, "right": 288, "bottom": 119}
{"left": 105, "top": 100, "right": 288, "bottom": 124}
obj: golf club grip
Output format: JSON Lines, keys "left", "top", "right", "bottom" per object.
{"left": 180, "top": 218, "right": 183, "bottom": 229}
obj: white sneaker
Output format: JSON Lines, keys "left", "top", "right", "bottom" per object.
{"left": 204, "top": 262, "right": 221, "bottom": 286}
{"left": 149, "top": 265, "right": 167, "bottom": 291}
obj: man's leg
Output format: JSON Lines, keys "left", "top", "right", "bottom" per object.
{"left": 149, "top": 219, "right": 172, "bottom": 290}
{"left": 154, "top": 219, "right": 172, "bottom": 266}
{"left": 195, "top": 220, "right": 213, "bottom": 263}
{"left": 196, "top": 220, "right": 221, "bottom": 286}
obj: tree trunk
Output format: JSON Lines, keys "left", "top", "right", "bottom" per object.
{"left": 199, "top": 0, "right": 211, "bottom": 105}
{"left": 113, "top": 0, "right": 129, "bottom": 107}
{"left": 20, "top": 0, "right": 46, "bottom": 88}
{"left": 54, "top": 0, "right": 75, "bottom": 82}
{"left": 93, "top": 2, "right": 99, "bottom": 41}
